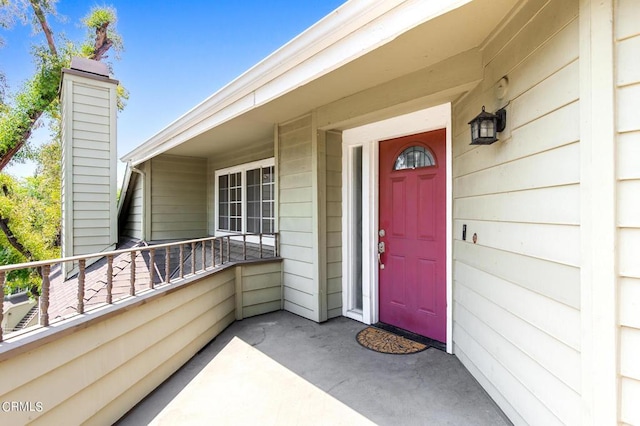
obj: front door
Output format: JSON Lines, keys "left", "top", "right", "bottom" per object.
{"left": 378, "top": 129, "right": 446, "bottom": 342}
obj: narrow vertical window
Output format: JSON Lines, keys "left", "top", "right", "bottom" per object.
{"left": 218, "top": 174, "right": 229, "bottom": 231}
{"left": 247, "top": 169, "right": 261, "bottom": 233}
{"left": 246, "top": 166, "right": 274, "bottom": 234}
{"left": 229, "top": 172, "right": 242, "bottom": 232}
{"left": 261, "top": 166, "right": 275, "bottom": 233}
{"left": 219, "top": 172, "right": 242, "bottom": 232}
{"left": 352, "top": 146, "right": 363, "bottom": 311}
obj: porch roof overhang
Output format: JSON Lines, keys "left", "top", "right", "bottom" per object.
{"left": 121, "top": 0, "right": 518, "bottom": 165}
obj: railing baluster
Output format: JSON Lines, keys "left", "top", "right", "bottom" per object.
{"left": 220, "top": 238, "right": 225, "bottom": 265}
{"left": 106, "top": 255, "right": 113, "bottom": 304}
{"left": 259, "top": 233, "right": 263, "bottom": 259}
{"left": 191, "top": 242, "right": 196, "bottom": 275}
{"left": 165, "top": 247, "right": 170, "bottom": 284}
{"left": 226, "top": 237, "right": 230, "bottom": 263}
{"left": 179, "top": 244, "right": 184, "bottom": 279}
{"left": 211, "top": 239, "right": 216, "bottom": 268}
{"left": 40, "top": 264, "right": 50, "bottom": 326}
{"left": 149, "top": 248, "right": 155, "bottom": 289}
{"left": 130, "top": 251, "right": 136, "bottom": 296}
{"left": 201, "top": 241, "right": 205, "bottom": 272}
{"left": 0, "top": 271, "right": 5, "bottom": 342}
{"left": 77, "top": 259, "right": 85, "bottom": 314}
{"left": 275, "top": 233, "right": 279, "bottom": 257}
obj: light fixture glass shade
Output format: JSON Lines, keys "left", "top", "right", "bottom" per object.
{"left": 468, "top": 106, "right": 499, "bottom": 145}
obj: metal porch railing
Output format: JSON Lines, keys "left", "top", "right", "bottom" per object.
{"left": 0, "top": 233, "right": 279, "bottom": 342}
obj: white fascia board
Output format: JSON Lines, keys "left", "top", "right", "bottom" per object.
{"left": 122, "top": 0, "right": 471, "bottom": 166}
{"left": 116, "top": 164, "right": 133, "bottom": 216}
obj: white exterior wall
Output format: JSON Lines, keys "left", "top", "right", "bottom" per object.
{"left": 616, "top": 1, "right": 640, "bottom": 424}
{"left": 0, "top": 269, "right": 236, "bottom": 425}
{"left": 451, "top": 1, "right": 581, "bottom": 424}
{"left": 61, "top": 71, "right": 118, "bottom": 264}
{"left": 121, "top": 172, "right": 143, "bottom": 239}
{"left": 149, "top": 155, "right": 207, "bottom": 241}
{"left": 326, "top": 131, "right": 342, "bottom": 319}
{"left": 238, "top": 261, "right": 283, "bottom": 319}
{"left": 277, "top": 115, "right": 319, "bottom": 321}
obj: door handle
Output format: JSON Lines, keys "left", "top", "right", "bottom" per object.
{"left": 378, "top": 241, "right": 385, "bottom": 269}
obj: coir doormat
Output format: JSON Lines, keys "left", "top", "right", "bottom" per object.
{"left": 356, "top": 327, "right": 427, "bottom": 354}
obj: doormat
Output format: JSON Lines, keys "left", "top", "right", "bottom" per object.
{"left": 356, "top": 327, "right": 427, "bottom": 354}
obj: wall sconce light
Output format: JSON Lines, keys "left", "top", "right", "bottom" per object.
{"left": 468, "top": 106, "right": 507, "bottom": 145}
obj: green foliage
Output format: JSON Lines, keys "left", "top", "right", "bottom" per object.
{"left": 0, "top": 48, "right": 67, "bottom": 162}
{"left": 116, "top": 82, "right": 128, "bottom": 111}
{"left": 83, "top": 6, "right": 114, "bottom": 28}
{"left": 0, "top": 244, "right": 39, "bottom": 295}
{"left": 0, "top": 138, "right": 61, "bottom": 294}
{"left": 0, "top": 158, "right": 60, "bottom": 261}
{"left": 80, "top": 6, "right": 123, "bottom": 60}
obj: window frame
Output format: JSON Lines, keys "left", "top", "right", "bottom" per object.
{"left": 214, "top": 158, "right": 276, "bottom": 239}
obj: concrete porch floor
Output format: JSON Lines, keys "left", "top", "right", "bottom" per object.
{"left": 117, "top": 311, "right": 511, "bottom": 425}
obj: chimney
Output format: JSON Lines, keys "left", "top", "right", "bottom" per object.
{"left": 60, "top": 57, "right": 119, "bottom": 277}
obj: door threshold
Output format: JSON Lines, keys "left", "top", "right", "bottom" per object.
{"left": 374, "top": 322, "right": 446, "bottom": 352}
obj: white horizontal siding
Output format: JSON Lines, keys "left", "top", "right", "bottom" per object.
{"left": 122, "top": 173, "right": 143, "bottom": 239}
{"left": 278, "top": 115, "right": 317, "bottom": 320}
{"left": 150, "top": 155, "right": 207, "bottom": 240}
{"left": 451, "top": 1, "right": 580, "bottom": 424}
{"left": 616, "top": 2, "right": 640, "bottom": 423}
{"left": 67, "top": 78, "right": 116, "bottom": 258}
{"left": 326, "top": 131, "right": 342, "bottom": 319}
{"left": 240, "top": 261, "right": 282, "bottom": 318}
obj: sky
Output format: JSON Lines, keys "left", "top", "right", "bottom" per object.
{"left": 1, "top": 0, "right": 346, "bottom": 181}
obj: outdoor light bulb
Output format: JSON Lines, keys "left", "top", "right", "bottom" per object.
{"left": 480, "top": 121, "right": 489, "bottom": 137}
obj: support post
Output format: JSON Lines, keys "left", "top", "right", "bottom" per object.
{"left": 77, "top": 259, "right": 85, "bottom": 314}
{"left": 106, "top": 255, "right": 113, "bottom": 304}
{"left": 40, "top": 265, "right": 50, "bottom": 326}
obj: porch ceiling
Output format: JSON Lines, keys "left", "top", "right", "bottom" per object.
{"left": 125, "top": 0, "right": 518, "bottom": 162}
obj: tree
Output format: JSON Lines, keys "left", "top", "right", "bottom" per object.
{"left": 0, "top": 1, "right": 124, "bottom": 170}
{"left": 0, "top": 1, "right": 125, "bottom": 293}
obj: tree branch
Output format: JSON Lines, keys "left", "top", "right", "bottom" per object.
{"left": 29, "top": 0, "right": 57, "bottom": 57}
{"left": 0, "top": 185, "right": 35, "bottom": 261}
{"left": 29, "top": 0, "right": 58, "bottom": 56}
{"left": 0, "top": 111, "right": 40, "bottom": 171}
{"left": 91, "top": 22, "right": 112, "bottom": 61}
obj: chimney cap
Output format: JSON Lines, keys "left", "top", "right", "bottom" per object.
{"left": 70, "top": 57, "right": 110, "bottom": 77}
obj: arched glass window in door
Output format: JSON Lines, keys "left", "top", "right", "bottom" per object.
{"left": 393, "top": 146, "right": 436, "bottom": 170}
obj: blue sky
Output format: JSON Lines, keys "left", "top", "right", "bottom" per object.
{"left": 1, "top": 0, "right": 345, "bottom": 179}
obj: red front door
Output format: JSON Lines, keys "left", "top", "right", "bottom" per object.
{"left": 378, "top": 129, "right": 446, "bottom": 342}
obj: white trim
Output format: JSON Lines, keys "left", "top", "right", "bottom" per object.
{"left": 213, "top": 158, "right": 275, "bottom": 238}
{"left": 579, "top": 0, "right": 617, "bottom": 423}
{"left": 342, "top": 103, "right": 453, "bottom": 353}
{"left": 342, "top": 145, "right": 364, "bottom": 322}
